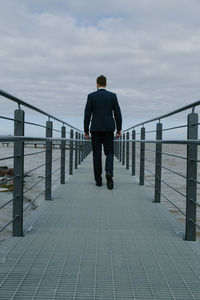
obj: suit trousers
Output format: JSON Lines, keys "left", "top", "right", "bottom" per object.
{"left": 91, "top": 132, "right": 114, "bottom": 182}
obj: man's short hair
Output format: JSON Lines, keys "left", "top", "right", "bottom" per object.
{"left": 97, "top": 75, "right": 107, "bottom": 86}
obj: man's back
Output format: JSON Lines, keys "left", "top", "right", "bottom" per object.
{"left": 84, "top": 75, "right": 122, "bottom": 190}
{"left": 84, "top": 88, "right": 122, "bottom": 133}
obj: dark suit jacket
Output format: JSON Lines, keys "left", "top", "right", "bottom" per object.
{"left": 84, "top": 89, "right": 122, "bottom": 133}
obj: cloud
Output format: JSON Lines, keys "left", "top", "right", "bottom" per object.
{"left": 0, "top": 0, "right": 200, "bottom": 132}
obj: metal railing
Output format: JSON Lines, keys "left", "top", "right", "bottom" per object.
{"left": 0, "top": 90, "right": 91, "bottom": 237}
{"left": 114, "top": 100, "right": 200, "bottom": 241}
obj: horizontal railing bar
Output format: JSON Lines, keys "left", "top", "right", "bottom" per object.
{"left": 144, "top": 168, "right": 155, "bottom": 177}
{"left": 162, "top": 124, "right": 187, "bottom": 132}
{"left": 190, "top": 199, "right": 200, "bottom": 207}
{"left": 52, "top": 176, "right": 61, "bottom": 185}
{"left": 159, "top": 191, "right": 186, "bottom": 216}
{"left": 52, "top": 157, "right": 60, "bottom": 163}
{"left": 24, "top": 150, "right": 46, "bottom": 157}
{"left": 161, "top": 151, "right": 187, "bottom": 160}
{"left": 23, "top": 189, "right": 45, "bottom": 212}
{"left": 123, "top": 99, "right": 200, "bottom": 132}
{"left": 0, "top": 176, "right": 16, "bottom": 185}
{"left": 52, "top": 129, "right": 62, "bottom": 133}
{"left": 24, "top": 121, "right": 47, "bottom": 129}
{"left": 115, "top": 139, "right": 200, "bottom": 145}
{"left": 3, "top": 136, "right": 200, "bottom": 145}
{"left": 23, "top": 177, "right": 46, "bottom": 194}
{"left": 0, "top": 115, "right": 16, "bottom": 122}
{"left": 144, "top": 130, "right": 157, "bottom": 134}
{"left": 0, "top": 215, "right": 18, "bottom": 234}
{"left": 144, "top": 148, "right": 156, "bottom": 153}
{"left": 190, "top": 220, "right": 200, "bottom": 230}
{"left": 0, "top": 155, "right": 16, "bottom": 161}
{"left": 24, "top": 163, "right": 46, "bottom": 176}
{"left": 0, "top": 89, "right": 82, "bottom": 132}
{"left": 0, "top": 198, "right": 14, "bottom": 210}
{"left": 157, "top": 163, "right": 187, "bottom": 179}
{"left": 145, "top": 158, "right": 155, "bottom": 165}
{"left": 51, "top": 166, "right": 60, "bottom": 175}
{"left": 0, "top": 136, "right": 85, "bottom": 142}
{"left": 193, "top": 122, "right": 200, "bottom": 127}
{"left": 144, "top": 177, "right": 154, "bottom": 188}
{"left": 191, "top": 179, "right": 200, "bottom": 185}
{"left": 159, "top": 177, "right": 186, "bottom": 198}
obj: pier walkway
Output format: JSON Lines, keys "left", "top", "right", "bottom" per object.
{"left": 0, "top": 155, "right": 200, "bottom": 299}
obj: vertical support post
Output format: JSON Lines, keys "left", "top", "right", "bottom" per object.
{"left": 119, "top": 136, "right": 122, "bottom": 162}
{"left": 185, "top": 112, "right": 198, "bottom": 241}
{"left": 75, "top": 131, "right": 78, "bottom": 169}
{"left": 60, "top": 125, "right": 66, "bottom": 184}
{"left": 78, "top": 132, "right": 81, "bottom": 165}
{"left": 126, "top": 132, "right": 130, "bottom": 169}
{"left": 113, "top": 137, "right": 116, "bottom": 157}
{"left": 154, "top": 123, "right": 163, "bottom": 203}
{"left": 122, "top": 133, "right": 125, "bottom": 165}
{"left": 13, "top": 109, "right": 24, "bottom": 236}
{"left": 139, "top": 127, "right": 145, "bottom": 185}
{"left": 117, "top": 136, "right": 120, "bottom": 159}
{"left": 45, "top": 120, "right": 53, "bottom": 200}
{"left": 69, "top": 129, "right": 74, "bottom": 175}
{"left": 83, "top": 136, "right": 86, "bottom": 159}
{"left": 132, "top": 130, "right": 136, "bottom": 176}
{"left": 81, "top": 134, "right": 84, "bottom": 162}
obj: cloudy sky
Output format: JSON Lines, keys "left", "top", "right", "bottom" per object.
{"left": 1, "top": 0, "right": 200, "bottom": 133}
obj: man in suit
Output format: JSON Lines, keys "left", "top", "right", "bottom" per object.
{"left": 84, "top": 75, "right": 122, "bottom": 189}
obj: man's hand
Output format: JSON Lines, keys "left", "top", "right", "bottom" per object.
{"left": 116, "top": 131, "right": 122, "bottom": 138}
{"left": 84, "top": 132, "right": 90, "bottom": 139}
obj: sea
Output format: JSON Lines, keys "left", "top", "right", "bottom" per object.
{"left": 0, "top": 143, "right": 199, "bottom": 243}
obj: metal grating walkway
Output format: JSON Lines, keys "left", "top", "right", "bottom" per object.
{"left": 0, "top": 155, "right": 200, "bottom": 299}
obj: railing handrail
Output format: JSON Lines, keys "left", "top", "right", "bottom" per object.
{"left": 0, "top": 136, "right": 86, "bottom": 142}
{"left": 0, "top": 89, "right": 82, "bottom": 132}
{"left": 123, "top": 99, "right": 200, "bottom": 132}
{"left": 1, "top": 136, "right": 200, "bottom": 145}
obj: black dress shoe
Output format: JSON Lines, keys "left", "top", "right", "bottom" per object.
{"left": 105, "top": 173, "right": 113, "bottom": 190}
{"left": 96, "top": 180, "right": 102, "bottom": 186}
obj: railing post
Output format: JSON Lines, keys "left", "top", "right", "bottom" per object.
{"left": 185, "top": 112, "right": 198, "bottom": 241}
{"left": 13, "top": 109, "right": 24, "bottom": 237}
{"left": 119, "top": 136, "right": 122, "bottom": 162}
{"left": 75, "top": 131, "right": 78, "bottom": 169}
{"left": 69, "top": 129, "right": 74, "bottom": 175}
{"left": 83, "top": 136, "right": 86, "bottom": 159}
{"left": 126, "top": 132, "right": 130, "bottom": 169}
{"left": 122, "top": 133, "right": 125, "bottom": 165}
{"left": 45, "top": 120, "right": 53, "bottom": 200}
{"left": 154, "top": 122, "right": 163, "bottom": 203}
{"left": 81, "top": 134, "right": 84, "bottom": 162}
{"left": 114, "top": 137, "right": 116, "bottom": 157}
{"left": 60, "top": 125, "right": 66, "bottom": 184}
{"left": 117, "top": 137, "right": 119, "bottom": 159}
{"left": 78, "top": 132, "right": 81, "bottom": 165}
{"left": 139, "top": 126, "right": 145, "bottom": 185}
{"left": 86, "top": 139, "right": 91, "bottom": 157}
{"left": 132, "top": 130, "right": 136, "bottom": 176}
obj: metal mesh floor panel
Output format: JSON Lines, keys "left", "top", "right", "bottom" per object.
{"left": 0, "top": 155, "right": 200, "bottom": 299}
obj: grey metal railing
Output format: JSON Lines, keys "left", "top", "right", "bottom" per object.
{"left": 114, "top": 100, "right": 200, "bottom": 241}
{"left": 0, "top": 90, "right": 92, "bottom": 237}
